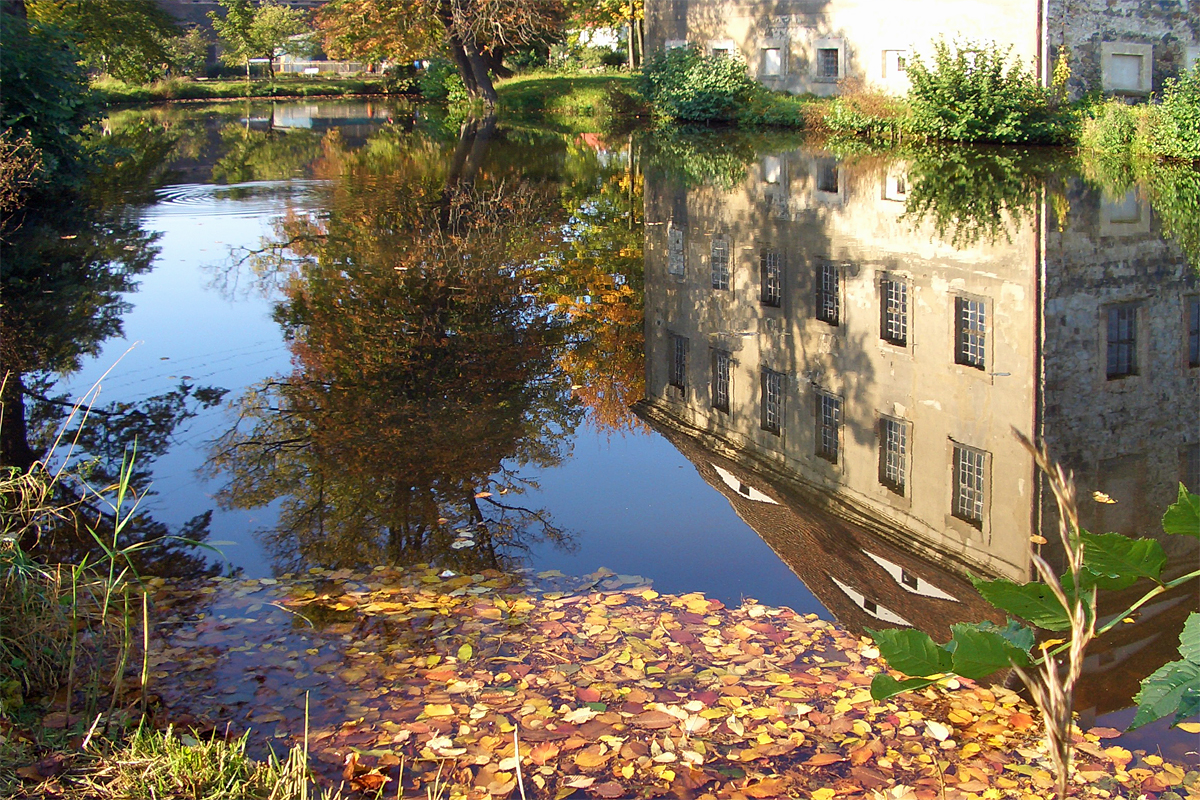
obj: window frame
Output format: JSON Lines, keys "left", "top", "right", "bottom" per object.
{"left": 878, "top": 415, "right": 908, "bottom": 495}
{"left": 880, "top": 276, "right": 909, "bottom": 347}
{"left": 711, "top": 235, "right": 731, "bottom": 290}
{"left": 951, "top": 442, "right": 987, "bottom": 529}
{"left": 760, "top": 367, "right": 784, "bottom": 435}
{"left": 667, "top": 222, "right": 686, "bottom": 277}
{"left": 711, "top": 349, "right": 731, "bottom": 413}
{"left": 760, "top": 249, "right": 783, "bottom": 308}
{"left": 1106, "top": 302, "right": 1139, "bottom": 380}
{"left": 815, "top": 260, "right": 841, "bottom": 326}
{"left": 1186, "top": 294, "right": 1199, "bottom": 370}
{"left": 669, "top": 334, "right": 689, "bottom": 395}
{"left": 815, "top": 390, "right": 842, "bottom": 464}
{"left": 954, "top": 294, "right": 987, "bottom": 370}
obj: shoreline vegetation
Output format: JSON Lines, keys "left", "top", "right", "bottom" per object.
{"left": 6, "top": 564, "right": 1198, "bottom": 799}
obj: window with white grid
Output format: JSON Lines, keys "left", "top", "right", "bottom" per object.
{"left": 1106, "top": 304, "right": 1138, "bottom": 379}
{"left": 879, "top": 417, "right": 906, "bottom": 493}
{"left": 712, "top": 350, "right": 730, "bottom": 412}
{"left": 816, "top": 392, "right": 841, "bottom": 462}
{"left": 711, "top": 238, "right": 730, "bottom": 290}
{"left": 953, "top": 444, "right": 986, "bottom": 527}
{"left": 670, "top": 335, "right": 688, "bottom": 393}
{"left": 760, "top": 250, "right": 782, "bottom": 307}
{"left": 667, "top": 224, "right": 685, "bottom": 275}
{"left": 761, "top": 368, "right": 783, "bottom": 434}
{"left": 816, "top": 262, "right": 839, "bottom": 325}
{"left": 881, "top": 279, "right": 908, "bottom": 346}
{"left": 954, "top": 296, "right": 986, "bottom": 369}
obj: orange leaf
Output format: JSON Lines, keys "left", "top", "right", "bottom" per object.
{"left": 529, "top": 741, "right": 560, "bottom": 766}
{"left": 805, "top": 753, "right": 847, "bottom": 767}
{"left": 744, "top": 777, "right": 789, "bottom": 797}
{"left": 632, "top": 710, "right": 677, "bottom": 730}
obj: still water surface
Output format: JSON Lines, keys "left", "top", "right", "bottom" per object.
{"left": 7, "top": 100, "right": 1198, "bottom": 757}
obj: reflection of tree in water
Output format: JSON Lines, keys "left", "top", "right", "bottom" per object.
{"left": 207, "top": 118, "right": 584, "bottom": 574}
{"left": 1, "top": 172, "right": 225, "bottom": 579}
{"left": 210, "top": 120, "right": 325, "bottom": 185}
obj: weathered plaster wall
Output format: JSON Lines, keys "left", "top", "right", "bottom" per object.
{"left": 646, "top": 0, "right": 1041, "bottom": 95}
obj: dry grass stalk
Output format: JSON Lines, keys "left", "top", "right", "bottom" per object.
{"left": 1011, "top": 431, "right": 1096, "bottom": 800}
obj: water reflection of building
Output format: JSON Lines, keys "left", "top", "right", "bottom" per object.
{"left": 637, "top": 148, "right": 1199, "bottom": 720}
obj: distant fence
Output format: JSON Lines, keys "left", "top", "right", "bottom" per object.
{"left": 277, "top": 60, "right": 380, "bottom": 75}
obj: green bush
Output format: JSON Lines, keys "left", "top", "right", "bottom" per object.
{"left": 906, "top": 39, "right": 1073, "bottom": 144}
{"left": 1143, "top": 67, "right": 1200, "bottom": 161}
{"left": 417, "top": 58, "right": 467, "bottom": 103}
{"left": 1080, "top": 99, "right": 1139, "bottom": 152}
{"left": 637, "top": 47, "right": 758, "bottom": 124}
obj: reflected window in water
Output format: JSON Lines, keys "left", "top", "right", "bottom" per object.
{"left": 1185, "top": 443, "right": 1200, "bottom": 494}
{"left": 668, "top": 223, "right": 686, "bottom": 275}
{"left": 954, "top": 296, "right": 986, "bottom": 369}
{"left": 711, "top": 350, "right": 731, "bottom": 413}
{"left": 952, "top": 444, "right": 987, "bottom": 527}
{"left": 1187, "top": 295, "right": 1199, "bottom": 368}
{"left": 762, "top": 156, "right": 781, "bottom": 185}
{"left": 818, "top": 48, "right": 840, "bottom": 79}
{"left": 670, "top": 334, "right": 689, "bottom": 395}
{"left": 881, "top": 277, "right": 908, "bottom": 346}
{"left": 760, "top": 249, "right": 782, "bottom": 307}
{"left": 711, "top": 237, "right": 730, "bottom": 290}
{"left": 761, "top": 368, "right": 784, "bottom": 435}
{"left": 817, "top": 392, "right": 841, "bottom": 463}
{"left": 879, "top": 416, "right": 907, "bottom": 494}
{"left": 817, "top": 162, "right": 840, "bottom": 194}
{"left": 1106, "top": 303, "right": 1138, "bottom": 379}
{"left": 816, "top": 261, "right": 840, "bottom": 325}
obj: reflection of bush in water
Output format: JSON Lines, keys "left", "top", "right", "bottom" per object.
{"left": 639, "top": 129, "right": 804, "bottom": 190}
{"left": 902, "top": 146, "right": 1050, "bottom": 247}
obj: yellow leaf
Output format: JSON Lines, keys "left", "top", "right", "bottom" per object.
{"left": 813, "top": 790, "right": 836, "bottom": 800}
{"left": 457, "top": 643, "right": 472, "bottom": 661}
{"left": 1177, "top": 722, "right": 1200, "bottom": 734}
{"left": 424, "top": 704, "right": 455, "bottom": 717}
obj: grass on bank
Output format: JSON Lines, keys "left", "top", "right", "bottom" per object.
{"left": 495, "top": 72, "right": 641, "bottom": 133}
{"left": 91, "top": 75, "right": 400, "bottom": 106}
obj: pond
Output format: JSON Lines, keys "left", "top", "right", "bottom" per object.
{"left": 3, "top": 99, "right": 1197, "bottom": 759}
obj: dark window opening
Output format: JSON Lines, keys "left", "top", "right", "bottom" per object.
{"left": 1106, "top": 303, "right": 1138, "bottom": 379}
{"left": 818, "top": 47, "right": 839, "bottom": 79}
{"left": 900, "top": 570, "right": 919, "bottom": 590}
{"left": 670, "top": 335, "right": 688, "bottom": 395}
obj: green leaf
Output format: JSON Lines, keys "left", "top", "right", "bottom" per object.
{"left": 870, "top": 673, "right": 939, "bottom": 701}
{"left": 1079, "top": 531, "right": 1166, "bottom": 590}
{"left": 974, "top": 619, "right": 1036, "bottom": 654}
{"left": 1179, "top": 612, "right": 1200, "bottom": 663}
{"left": 971, "top": 578, "right": 1071, "bottom": 630}
{"left": 1129, "top": 657, "right": 1200, "bottom": 729}
{"left": 1162, "top": 484, "right": 1200, "bottom": 538}
{"left": 947, "top": 623, "right": 1031, "bottom": 680}
{"left": 867, "top": 627, "right": 953, "bottom": 677}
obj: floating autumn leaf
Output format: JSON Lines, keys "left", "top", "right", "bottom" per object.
{"left": 528, "top": 741, "right": 559, "bottom": 765}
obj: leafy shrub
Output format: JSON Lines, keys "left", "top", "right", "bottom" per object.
{"left": 1079, "top": 99, "right": 1138, "bottom": 152}
{"left": 809, "top": 79, "right": 908, "bottom": 138}
{"left": 637, "top": 47, "right": 758, "bottom": 124}
{"left": 906, "top": 39, "right": 1073, "bottom": 144}
{"left": 1142, "top": 67, "right": 1200, "bottom": 161}
{"left": 417, "top": 59, "right": 467, "bottom": 104}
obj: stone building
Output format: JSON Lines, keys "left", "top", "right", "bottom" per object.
{"left": 644, "top": 0, "right": 1200, "bottom": 96}
{"left": 637, "top": 146, "right": 1198, "bottom": 724}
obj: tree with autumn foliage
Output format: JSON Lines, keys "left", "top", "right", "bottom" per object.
{"left": 315, "top": 0, "right": 566, "bottom": 107}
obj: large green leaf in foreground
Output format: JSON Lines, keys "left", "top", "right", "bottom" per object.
{"left": 1162, "top": 483, "right": 1200, "bottom": 538}
{"left": 1130, "top": 613, "right": 1200, "bottom": 729}
{"left": 971, "top": 577, "right": 1071, "bottom": 630}
{"left": 1079, "top": 530, "right": 1166, "bottom": 591}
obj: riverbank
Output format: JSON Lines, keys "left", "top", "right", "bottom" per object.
{"left": 91, "top": 75, "right": 402, "bottom": 105}
{"left": 5, "top": 566, "right": 1194, "bottom": 798}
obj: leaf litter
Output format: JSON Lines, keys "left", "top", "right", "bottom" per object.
{"left": 127, "top": 566, "right": 1198, "bottom": 799}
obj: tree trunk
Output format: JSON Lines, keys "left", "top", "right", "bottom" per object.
{"left": 628, "top": 17, "right": 635, "bottom": 70}
{"left": 462, "top": 38, "right": 497, "bottom": 108}
{"left": 485, "top": 49, "right": 512, "bottom": 79}
{"left": 1, "top": 0, "right": 27, "bottom": 19}
{"left": 635, "top": 19, "right": 643, "bottom": 67}
{"left": 0, "top": 372, "right": 37, "bottom": 473}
